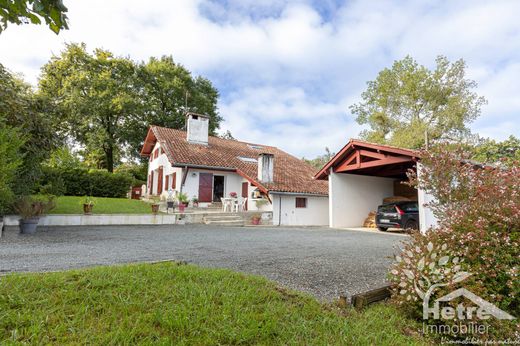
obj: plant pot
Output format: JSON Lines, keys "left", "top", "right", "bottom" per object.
{"left": 193, "top": 202, "right": 199, "bottom": 208}
{"left": 83, "top": 203, "right": 93, "bottom": 215}
{"left": 151, "top": 204, "right": 160, "bottom": 214}
{"left": 19, "top": 217, "right": 40, "bottom": 234}
{"left": 251, "top": 218, "right": 261, "bottom": 225}
{"left": 178, "top": 203, "right": 186, "bottom": 213}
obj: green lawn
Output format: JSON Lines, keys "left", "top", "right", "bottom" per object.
{"left": 0, "top": 262, "right": 428, "bottom": 345}
{"left": 49, "top": 196, "right": 152, "bottom": 214}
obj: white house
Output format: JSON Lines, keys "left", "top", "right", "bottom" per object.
{"left": 140, "top": 113, "right": 329, "bottom": 226}
{"left": 313, "top": 139, "right": 437, "bottom": 233}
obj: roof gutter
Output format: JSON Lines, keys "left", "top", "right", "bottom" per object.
{"left": 269, "top": 191, "right": 328, "bottom": 197}
{"left": 172, "top": 163, "right": 236, "bottom": 172}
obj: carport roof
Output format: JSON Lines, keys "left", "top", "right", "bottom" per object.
{"left": 314, "top": 140, "right": 420, "bottom": 180}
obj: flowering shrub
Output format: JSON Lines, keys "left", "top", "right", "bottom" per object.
{"left": 390, "top": 145, "right": 519, "bottom": 341}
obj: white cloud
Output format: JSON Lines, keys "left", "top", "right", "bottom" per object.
{"left": 0, "top": 0, "right": 519, "bottom": 157}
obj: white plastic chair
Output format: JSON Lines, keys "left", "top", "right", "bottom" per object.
{"left": 241, "top": 197, "right": 248, "bottom": 212}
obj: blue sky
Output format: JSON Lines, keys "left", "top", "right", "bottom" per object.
{"left": 1, "top": 0, "right": 519, "bottom": 157}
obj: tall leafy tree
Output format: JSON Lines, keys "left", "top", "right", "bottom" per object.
{"left": 350, "top": 56, "right": 487, "bottom": 149}
{"left": 0, "top": 0, "right": 68, "bottom": 34}
{"left": 39, "top": 43, "right": 139, "bottom": 172}
{"left": 0, "top": 123, "right": 25, "bottom": 214}
{"left": 123, "top": 56, "right": 221, "bottom": 158}
{"left": 40, "top": 46, "right": 222, "bottom": 170}
{"left": 0, "top": 63, "right": 57, "bottom": 196}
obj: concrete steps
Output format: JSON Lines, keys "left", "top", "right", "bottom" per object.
{"left": 203, "top": 213, "right": 244, "bottom": 226}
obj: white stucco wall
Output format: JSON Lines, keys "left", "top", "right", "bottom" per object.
{"left": 417, "top": 163, "right": 438, "bottom": 233}
{"left": 182, "top": 169, "right": 245, "bottom": 204}
{"left": 146, "top": 142, "right": 182, "bottom": 198}
{"left": 328, "top": 172, "right": 395, "bottom": 228}
{"left": 272, "top": 194, "right": 329, "bottom": 226}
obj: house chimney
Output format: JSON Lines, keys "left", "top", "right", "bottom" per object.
{"left": 186, "top": 112, "right": 209, "bottom": 145}
{"left": 258, "top": 153, "right": 274, "bottom": 183}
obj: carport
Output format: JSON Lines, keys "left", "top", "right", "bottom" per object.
{"left": 314, "top": 140, "right": 436, "bottom": 233}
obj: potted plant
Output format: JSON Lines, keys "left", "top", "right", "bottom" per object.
{"left": 82, "top": 196, "right": 95, "bottom": 215}
{"left": 255, "top": 199, "right": 268, "bottom": 210}
{"left": 151, "top": 197, "right": 160, "bottom": 215}
{"left": 192, "top": 197, "right": 199, "bottom": 208}
{"left": 177, "top": 192, "right": 189, "bottom": 213}
{"left": 14, "top": 195, "right": 56, "bottom": 234}
{"left": 251, "top": 214, "right": 261, "bottom": 225}
{"left": 166, "top": 190, "right": 175, "bottom": 211}
{"left": 229, "top": 192, "right": 238, "bottom": 198}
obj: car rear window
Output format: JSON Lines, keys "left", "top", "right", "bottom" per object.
{"left": 400, "top": 203, "right": 419, "bottom": 212}
{"left": 378, "top": 204, "right": 396, "bottom": 213}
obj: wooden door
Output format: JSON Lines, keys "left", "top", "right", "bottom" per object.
{"left": 157, "top": 166, "right": 163, "bottom": 194}
{"left": 198, "top": 173, "right": 213, "bottom": 202}
{"left": 242, "top": 182, "right": 249, "bottom": 211}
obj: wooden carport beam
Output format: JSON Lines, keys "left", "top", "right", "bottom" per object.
{"left": 335, "top": 155, "right": 412, "bottom": 173}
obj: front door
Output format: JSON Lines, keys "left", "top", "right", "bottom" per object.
{"left": 198, "top": 173, "right": 213, "bottom": 202}
{"left": 242, "top": 182, "right": 249, "bottom": 211}
{"left": 213, "top": 176, "right": 225, "bottom": 202}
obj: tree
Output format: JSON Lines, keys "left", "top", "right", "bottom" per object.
{"left": 0, "top": 0, "right": 68, "bottom": 34}
{"left": 472, "top": 135, "right": 520, "bottom": 166}
{"left": 302, "top": 147, "right": 335, "bottom": 170}
{"left": 219, "top": 130, "right": 235, "bottom": 140}
{"left": 350, "top": 56, "right": 487, "bottom": 149}
{"left": 0, "top": 63, "right": 58, "bottom": 195}
{"left": 0, "top": 124, "right": 25, "bottom": 214}
{"left": 123, "top": 56, "right": 221, "bottom": 159}
{"left": 39, "top": 45, "right": 222, "bottom": 170}
{"left": 39, "top": 43, "right": 139, "bottom": 172}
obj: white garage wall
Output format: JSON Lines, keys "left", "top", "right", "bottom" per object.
{"left": 329, "top": 172, "right": 394, "bottom": 228}
{"left": 272, "top": 194, "right": 329, "bottom": 226}
{"left": 417, "top": 163, "right": 438, "bottom": 233}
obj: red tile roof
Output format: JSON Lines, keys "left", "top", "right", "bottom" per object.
{"left": 141, "top": 126, "right": 328, "bottom": 195}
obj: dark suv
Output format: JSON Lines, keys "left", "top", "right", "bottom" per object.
{"left": 375, "top": 201, "right": 419, "bottom": 232}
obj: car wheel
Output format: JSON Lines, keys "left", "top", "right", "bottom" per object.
{"left": 377, "top": 227, "right": 388, "bottom": 232}
{"left": 404, "top": 220, "right": 419, "bottom": 232}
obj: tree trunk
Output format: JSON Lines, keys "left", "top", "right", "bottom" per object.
{"left": 105, "top": 145, "right": 114, "bottom": 173}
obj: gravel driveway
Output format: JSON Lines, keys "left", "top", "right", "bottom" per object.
{"left": 0, "top": 225, "right": 407, "bottom": 301}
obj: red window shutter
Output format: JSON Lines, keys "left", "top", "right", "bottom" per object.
{"left": 172, "top": 172, "right": 176, "bottom": 189}
{"left": 165, "top": 175, "right": 169, "bottom": 192}
{"left": 295, "top": 197, "right": 307, "bottom": 208}
{"left": 150, "top": 171, "right": 154, "bottom": 194}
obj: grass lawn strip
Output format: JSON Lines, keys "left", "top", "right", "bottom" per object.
{"left": 0, "top": 262, "right": 428, "bottom": 345}
{"left": 49, "top": 196, "right": 151, "bottom": 214}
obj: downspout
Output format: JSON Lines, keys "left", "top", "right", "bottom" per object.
{"left": 278, "top": 194, "right": 282, "bottom": 226}
{"left": 180, "top": 165, "right": 189, "bottom": 193}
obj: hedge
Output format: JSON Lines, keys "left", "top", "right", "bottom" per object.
{"left": 39, "top": 167, "right": 134, "bottom": 198}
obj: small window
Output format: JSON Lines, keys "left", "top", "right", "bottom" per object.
{"left": 295, "top": 197, "right": 307, "bottom": 208}
{"left": 192, "top": 115, "right": 198, "bottom": 120}
{"left": 172, "top": 172, "right": 176, "bottom": 189}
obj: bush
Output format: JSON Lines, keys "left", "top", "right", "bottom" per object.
{"left": 389, "top": 145, "right": 519, "bottom": 342}
{"left": 0, "top": 124, "right": 25, "bottom": 215}
{"left": 39, "top": 167, "right": 133, "bottom": 198}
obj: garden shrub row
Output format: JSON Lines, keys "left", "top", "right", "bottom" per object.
{"left": 38, "top": 167, "right": 135, "bottom": 198}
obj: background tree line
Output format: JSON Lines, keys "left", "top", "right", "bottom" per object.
{"left": 307, "top": 55, "right": 518, "bottom": 169}
{"left": 0, "top": 42, "right": 221, "bottom": 212}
